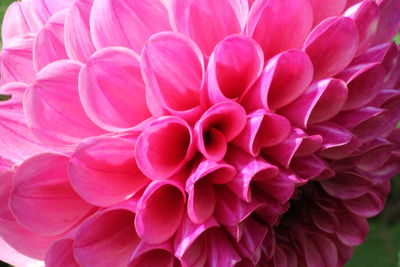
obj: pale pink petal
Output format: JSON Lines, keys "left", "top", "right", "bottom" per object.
{"left": 278, "top": 78, "right": 348, "bottom": 128}
{"left": 308, "top": 0, "right": 346, "bottom": 26}
{"left": 31, "top": 0, "right": 73, "bottom": 25}
{"left": 0, "top": 82, "right": 51, "bottom": 163}
{"left": 186, "top": 159, "right": 236, "bottom": 224}
{"left": 135, "top": 180, "right": 186, "bottom": 244}
{"left": 247, "top": 0, "right": 313, "bottom": 59}
{"left": 304, "top": 17, "right": 359, "bottom": 80}
{"left": 0, "top": 237, "right": 44, "bottom": 267}
{"left": 320, "top": 172, "right": 371, "bottom": 200}
{"left": 141, "top": 32, "right": 204, "bottom": 122}
{"left": 171, "top": 0, "right": 248, "bottom": 55}
{"left": 0, "top": 34, "right": 36, "bottom": 85}
{"left": 64, "top": 0, "right": 96, "bottom": 62}
{"left": 45, "top": 238, "right": 79, "bottom": 267}
{"left": 241, "top": 49, "right": 314, "bottom": 111}
{"left": 135, "top": 116, "right": 195, "bottom": 180}
{"left": 33, "top": 10, "right": 68, "bottom": 71}
{"left": 374, "top": 0, "right": 400, "bottom": 44}
{"left": 69, "top": 136, "right": 149, "bottom": 207}
{"left": 9, "top": 153, "right": 93, "bottom": 236}
{"left": 24, "top": 60, "right": 105, "bottom": 147}
{"left": 233, "top": 109, "right": 291, "bottom": 156}
{"left": 344, "top": 0, "right": 380, "bottom": 54}
{"left": 79, "top": 47, "right": 152, "bottom": 131}
{"left": 335, "top": 211, "right": 368, "bottom": 246}
{"left": 90, "top": 0, "right": 171, "bottom": 53}
{"left": 291, "top": 155, "right": 334, "bottom": 181}
{"left": 204, "top": 34, "right": 264, "bottom": 105}
{"left": 194, "top": 101, "right": 246, "bottom": 161}
{"left": 74, "top": 204, "right": 140, "bottom": 267}
{"left": 129, "top": 241, "right": 177, "bottom": 267}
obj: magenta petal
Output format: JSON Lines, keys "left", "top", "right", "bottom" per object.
{"left": 311, "top": 209, "right": 339, "bottom": 234}
{"left": 24, "top": 60, "right": 105, "bottom": 147}
{"left": 278, "top": 78, "right": 348, "bottom": 128}
{"left": 195, "top": 101, "right": 247, "bottom": 161}
{"left": 129, "top": 241, "right": 176, "bottom": 267}
{"left": 171, "top": 0, "right": 248, "bottom": 55}
{"left": 141, "top": 32, "right": 204, "bottom": 121}
{"left": 206, "top": 228, "right": 241, "bottom": 266}
{"left": 247, "top": 0, "right": 313, "bottom": 60}
{"left": 320, "top": 172, "right": 371, "bottom": 200}
{"left": 9, "top": 153, "right": 93, "bottom": 236}
{"left": 33, "top": 11, "right": 68, "bottom": 71}
{"left": 374, "top": 0, "right": 400, "bottom": 44}
{"left": 90, "top": 0, "right": 171, "bottom": 53}
{"left": 309, "top": 0, "right": 346, "bottom": 26}
{"left": 0, "top": 35, "right": 36, "bottom": 85}
{"left": 291, "top": 155, "right": 334, "bottom": 181}
{"left": 64, "top": 0, "right": 96, "bottom": 62}
{"left": 233, "top": 109, "right": 291, "bottom": 156}
{"left": 301, "top": 232, "right": 338, "bottom": 267}
{"left": 135, "top": 116, "right": 195, "bottom": 180}
{"left": 304, "top": 17, "right": 359, "bottom": 80}
{"left": 344, "top": 0, "right": 379, "bottom": 54}
{"left": 354, "top": 138, "right": 395, "bottom": 172}
{"left": 69, "top": 136, "right": 149, "bottom": 207}
{"left": 80, "top": 47, "right": 152, "bottom": 131}
{"left": 236, "top": 217, "right": 267, "bottom": 264}
{"left": 135, "top": 180, "right": 185, "bottom": 244}
{"left": 74, "top": 204, "right": 140, "bottom": 267}
{"left": 45, "top": 238, "right": 79, "bottom": 267}
{"left": 335, "top": 211, "right": 368, "bottom": 246}
{"left": 205, "top": 34, "right": 264, "bottom": 105}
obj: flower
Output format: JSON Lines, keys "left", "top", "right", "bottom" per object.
{"left": 0, "top": 0, "right": 400, "bottom": 266}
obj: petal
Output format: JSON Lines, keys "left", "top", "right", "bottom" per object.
{"left": 206, "top": 228, "right": 241, "bottom": 266}
{"left": 135, "top": 180, "right": 186, "bottom": 244}
{"left": 304, "top": 17, "right": 359, "bottom": 80}
{"left": 290, "top": 155, "right": 334, "bottom": 181}
{"left": 308, "top": 0, "right": 346, "bottom": 26}
{"left": 205, "top": 34, "right": 264, "bottom": 105}
{"left": 90, "top": 0, "right": 171, "bottom": 53}
{"left": 278, "top": 78, "right": 348, "bottom": 128}
{"left": 33, "top": 10, "right": 68, "bottom": 71}
{"left": 24, "top": 60, "right": 105, "bottom": 147}
{"left": 9, "top": 153, "right": 93, "bottom": 236}
{"left": 233, "top": 110, "right": 291, "bottom": 156}
{"left": 236, "top": 217, "right": 267, "bottom": 264}
{"left": 129, "top": 242, "right": 176, "bottom": 267}
{"left": 374, "top": 0, "right": 400, "bottom": 44}
{"left": 0, "top": 237, "right": 44, "bottom": 267}
{"left": 64, "top": 0, "right": 96, "bottom": 62}
{"left": 194, "top": 101, "right": 247, "bottom": 162}
{"left": 301, "top": 232, "right": 338, "bottom": 267}
{"left": 247, "top": 0, "right": 313, "bottom": 60}
{"left": 141, "top": 32, "right": 204, "bottom": 121}
{"left": 171, "top": 0, "right": 248, "bottom": 55}
{"left": 79, "top": 47, "right": 152, "bottom": 131}
{"left": 241, "top": 49, "right": 314, "bottom": 111}
{"left": 31, "top": 0, "right": 71, "bottom": 25}
{"left": 74, "top": 204, "right": 140, "bottom": 267}
{"left": 135, "top": 116, "right": 195, "bottom": 180}
{"left": 69, "top": 136, "right": 149, "bottom": 207}
{"left": 335, "top": 211, "right": 368, "bottom": 246}
{"left": 343, "top": 191, "right": 385, "bottom": 218}
{"left": 320, "top": 172, "right": 371, "bottom": 200}
{"left": 45, "top": 238, "right": 79, "bottom": 267}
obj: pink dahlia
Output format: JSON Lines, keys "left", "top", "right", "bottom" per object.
{"left": 1, "top": 0, "right": 400, "bottom": 266}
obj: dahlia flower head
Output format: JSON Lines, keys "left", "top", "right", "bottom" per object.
{"left": 0, "top": 0, "right": 400, "bottom": 266}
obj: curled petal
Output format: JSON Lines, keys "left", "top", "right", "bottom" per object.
{"left": 74, "top": 203, "right": 140, "bottom": 267}
{"left": 171, "top": 0, "right": 248, "bottom": 55}
{"left": 141, "top": 32, "right": 204, "bottom": 121}
{"left": 206, "top": 228, "right": 241, "bottom": 266}
{"left": 320, "top": 172, "right": 371, "bottom": 200}
{"left": 90, "top": 0, "right": 171, "bottom": 53}
{"left": 304, "top": 17, "right": 359, "bottom": 80}
{"left": 205, "top": 34, "right": 264, "bottom": 105}
{"left": 194, "top": 101, "right": 247, "bottom": 161}
{"left": 45, "top": 238, "right": 79, "bottom": 267}
{"left": 233, "top": 109, "right": 291, "bottom": 156}
{"left": 135, "top": 180, "right": 186, "bottom": 244}
{"left": 135, "top": 116, "right": 195, "bottom": 180}
{"left": 374, "top": 0, "right": 400, "bottom": 44}
{"left": 129, "top": 241, "right": 177, "bottom": 267}
{"left": 291, "top": 155, "right": 334, "bottom": 181}
{"left": 308, "top": 0, "right": 346, "bottom": 26}
{"left": 278, "top": 78, "right": 348, "bottom": 128}
{"left": 247, "top": 0, "right": 313, "bottom": 59}
{"left": 9, "top": 153, "right": 93, "bottom": 236}
{"left": 69, "top": 136, "right": 149, "bottom": 207}
{"left": 80, "top": 47, "right": 152, "bottom": 131}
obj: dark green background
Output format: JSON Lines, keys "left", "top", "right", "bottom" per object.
{"left": 0, "top": 1, "right": 399, "bottom": 266}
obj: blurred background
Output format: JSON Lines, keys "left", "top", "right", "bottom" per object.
{"left": 0, "top": 0, "right": 399, "bottom": 266}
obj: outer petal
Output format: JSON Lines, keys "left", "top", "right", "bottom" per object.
{"left": 300, "top": 231, "right": 338, "bottom": 267}
{"left": 171, "top": 0, "right": 248, "bottom": 55}
{"left": 45, "top": 238, "right": 79, "bottom": 267}
{"left": 308, "top": 0, "right": 346, "bottom": 26}
{"left": 135, "top": 116, "right": 195, "bottom": 180}
{"left": 304, "top": 17, "right": 359, "bottom": 81}
{"left": 135, "top": 180, "right": 186, "bottom": 244}
{"left": 374, "top": 0, "right": 400, "bottom": 44}
{"left": 0, "top": 237, "right": 44, "bottom": 267}
{"left": 320, "top": 172, "right": 371, "bottom": 200}
{"left": 69, "top": 136, "right": 149, "bottom": 207}
{"left": 74, "top": 202, "right": 140, "bottom": 267}
{"left": 90, "top": 0, "right": 171, "bottom": 53}
{"left": 204, "top": 35, "right": 264, "bottom": 105}
{"left": 9, "top": 153, "right": 93, "bottom": 236}
{"left": 247, "top": 0, "right": 313, "bottom": 59}
{"left": 278, "top": 79, "right": 348, "bottom": 128}
{"left": 31, "top": 0, "right": 71, "bottom": 25}
{"left": 24, "top": 60, "right": 105, "bottom": 147}
{"left": 33, "top": 10, "right": 68, "bottom": 71}
{"left": 335, "top": 211, "right": 369, "bottom": 246}
{"left": 129, "top": 241, "right": 177, "bottom": 267}
{"left": 141, "top": 32, "right": 204, "bottom": 122}
{"left": 64, "top": 0, "right": 96, "bottom": 62}
{"left": 290, "top": 155, "right": 334, "bottom": 181}
{"left": 79, "top": 47, "right": 151, "bottom": 131}
{"left": 206, "top": 228, "right": 241, "bottom": 267}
